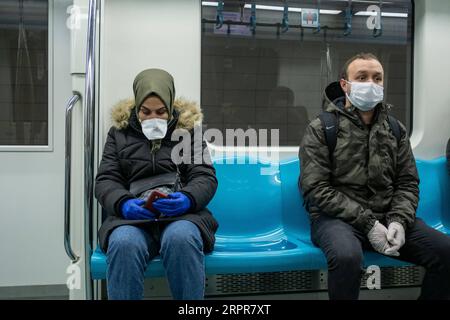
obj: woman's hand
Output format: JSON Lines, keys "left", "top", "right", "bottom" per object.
{"left": 121, "top": 198, "right": 156, "bottom": 220}
{"left": 152, "top": 192, "right": 192, "bottom": 217}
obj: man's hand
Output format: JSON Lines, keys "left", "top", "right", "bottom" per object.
{"left": 367, "top": 221, "right": 400, "bottom": 257}
{"left": 385, "top": 222, "right": 405, "bottom": 256}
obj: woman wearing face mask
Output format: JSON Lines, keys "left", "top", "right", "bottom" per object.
{"left": 95, "top": 69, "right": 218, "bottom": 300}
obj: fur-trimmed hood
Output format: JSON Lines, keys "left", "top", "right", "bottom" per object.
{"left": 110, "top": 97, "right": 203, "bottom": 131}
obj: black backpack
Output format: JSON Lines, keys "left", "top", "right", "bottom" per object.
{"left": 318, "top": 112, "right": 401, "bottom": 161}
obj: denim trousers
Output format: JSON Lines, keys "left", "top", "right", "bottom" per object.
{"left": 311, "top": 215, "right": 450, "bottom": 300}
{"left": 106, "top": 220, "right": 205, "bottom": 300}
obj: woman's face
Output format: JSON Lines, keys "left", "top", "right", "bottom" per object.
{"left": 138, "top": 95, "right": 169, "bottom": 122}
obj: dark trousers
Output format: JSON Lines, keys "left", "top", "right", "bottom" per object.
{"left": 311, "top": 215, "right": 450, "bottom": 300}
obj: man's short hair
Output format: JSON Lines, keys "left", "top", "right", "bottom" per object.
{"left": 340, "top": 53, "right": 381, "bottom": 80}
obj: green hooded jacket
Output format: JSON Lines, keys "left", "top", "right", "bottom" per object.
{"left": 299, "top": 82, "right": 419, "bottom": 234}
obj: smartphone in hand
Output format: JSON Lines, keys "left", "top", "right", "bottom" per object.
{"left": 144, "top": 190, "right": 168, "bottom": 213}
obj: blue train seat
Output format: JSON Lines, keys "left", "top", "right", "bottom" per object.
{"left": 91, "top": 157, "right": 450, "bottom": 280}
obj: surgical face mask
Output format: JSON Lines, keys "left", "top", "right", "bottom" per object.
{"left": 345, "top": 81, "right": 384, "bottom": 112}
{"left": 140, "top": 118, "right": 168, "bottom": 140}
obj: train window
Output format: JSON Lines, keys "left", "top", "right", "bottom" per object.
{"left": 0, "top": 0, "right": 49, "bottom": 147}
{"left": 201, "top": 0, "right": 413, "bottom": 146}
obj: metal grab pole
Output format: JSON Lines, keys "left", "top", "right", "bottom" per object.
{"left": 64, "top": 94, "right": 81, "bottom": 263}
{"left": 84, "top": 0, "right": 98, "bottom": 299}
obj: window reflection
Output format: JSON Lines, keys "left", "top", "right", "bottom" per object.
{"left": 0, "top": 0, "right": 48, "bottom": 146}
{"left": 201, "top": 0, "right": 413, "bottom": 146}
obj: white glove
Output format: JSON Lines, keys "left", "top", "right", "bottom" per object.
{"left": 385, "top": 222, "right": 405, "bottom": 256}
{"left": 367, "top": 221, "right": 400, "bottom": 257}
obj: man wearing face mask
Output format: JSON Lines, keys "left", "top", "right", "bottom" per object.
{"left": 299, "top": 53, "right": 450, "bottom": 300}
{"left": 95, "top": 69, "right": 219, "bottom": 300}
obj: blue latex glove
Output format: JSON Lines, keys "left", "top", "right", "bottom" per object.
{"left": 120, "top": 198, "right": 156, "bottom": 220}
{"left": 152, "top": 192, "right": 192, "bottom": 217}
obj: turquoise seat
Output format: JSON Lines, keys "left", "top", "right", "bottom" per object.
{"left": 91, "top": 157, "right": 450, "bottom": 280}
{"left": 415, "top": 158, "right": 450, "bottom": 233}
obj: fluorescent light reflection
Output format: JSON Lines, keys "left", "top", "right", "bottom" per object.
{"left": 355, "top": 11, "right": 408, "bottom": 18}
{"left": 202, "top": 2, "right": 341, "bottom": 15}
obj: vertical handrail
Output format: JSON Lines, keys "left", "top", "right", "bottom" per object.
{"left": 281, "top": 2, "right": 289, "bottom": 33}
{"left": 215, "top": 1, "right": 224, "bottom": 29}
{"left": 250, "top": 2, "right": 256, "bottom": 35}
{"left": 84, "top": 0, "right": 98, "bottom": 299}
{"left": 64, "top": 94, "right": 81, "bottom": 263}
{"left": 344, "top": 0, "right": 352, "bottom": 36}
{"left": 313, "top": 0, "right": 321, "bottom": 34}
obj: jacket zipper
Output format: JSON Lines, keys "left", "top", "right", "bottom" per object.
{"left": 151, "top": 146, "right": 156, "bottom": 173}
{"left": 149, "top": 141, "right": 157, "bottom": 221}
{"left": 151, "top": 148, "right": 157, "bottom": 221}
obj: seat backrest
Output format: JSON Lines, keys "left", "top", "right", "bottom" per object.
{"left": 208, "top": 157, "right": 283, "bottom": 237}
{"left": 279, "top": 159, "right": 311, "bottom": 238}
{"left": 416, "top": 157, "right": 450, "bottom": 230}
{"left": 208, "top": 157, "right": 449, "bottom": 239}
{"left": 281, "top": 157, "right": 450, "bottom": 234}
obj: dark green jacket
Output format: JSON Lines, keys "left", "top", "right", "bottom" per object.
{"left": 299, "top": 82, "right": 419, "bottom": 234}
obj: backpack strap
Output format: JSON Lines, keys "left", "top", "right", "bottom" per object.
{"left": 319, "top": 112, "right": 338, "bottom": 162}
{"left": 319, "top": 113, "right": 401, "bottom": 160}
{"left": 387, "top": 115, "right": 402, "bottom": 145}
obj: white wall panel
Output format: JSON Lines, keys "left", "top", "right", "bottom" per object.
{"left": 412, "top": 0, "right": 450, "bottom": 159}
{"left": 0, "top": 0, "right": 73, "bottom": 287}
{"left": 99, "top": 0, "right": 201, "bottom": 150}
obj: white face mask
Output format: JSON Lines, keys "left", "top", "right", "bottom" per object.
{"left": 140, "top": 118, "right": 168, "bottom": 140}
{"left": 346, "top": 81, "right": 384, "bottom": 112}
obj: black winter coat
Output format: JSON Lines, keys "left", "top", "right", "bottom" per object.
{"left": 95, "top": 98, "right": 219, "bottom": 253}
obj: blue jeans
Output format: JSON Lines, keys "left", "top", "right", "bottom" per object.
{"left": 106, "top": 220, "right": 205, "bottom": 300}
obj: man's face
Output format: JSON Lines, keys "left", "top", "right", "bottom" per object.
{"left": 340, "top": 58, "right": 384, "bottom": 95}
